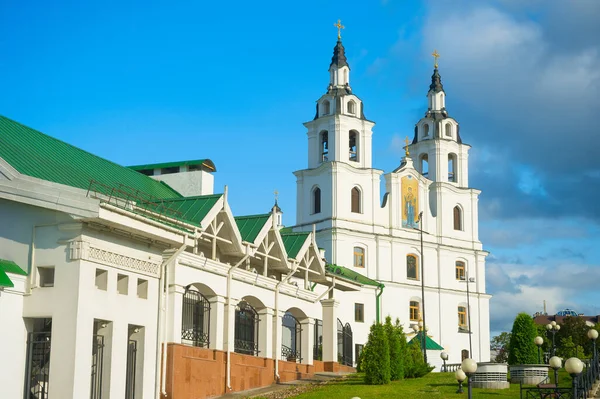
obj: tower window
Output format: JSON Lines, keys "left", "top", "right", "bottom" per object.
{"left": 422, "top": 124, "right": 430, "bottom": 138}
{"left": 420, "top": 154, "right": 429, "bottom": 178}
{"left": 353, "top": 247, "right": 365, "bottom": 268}
{"left": 351, "top": 187, "right": 361, "bottom": 213}
{"left": 445, "top": 122, "right": 452, "bottom": 137}
{"left": 458, "top": 306, "right": 467, "bottom": 328}
{"left": 348, "top": 101, "right": 356, "bottom": 115}
{"left": 349, "top": 131, "right": 358, "bottom": 161}
{"left": 321, "top": 131, "right": 329, "bottom": 162}
{"left": 407, "top": 254, "right": 419, "bottom": 280}
{"left": 453, "top": 206, "right": 463, "bottom": 231}
{"left": 448, "top": 153, "right": 457, "bottom": 182}
{"left": 322, "top": 100, "right": 331, "bottom": 115}
{"left": 455, "top": 261, "right": 466, "bottom": 280}
{"left": 313, "top": 187, "right": 321, "bottom": 214}
{"left": 410, "top": 301, "right": 420, "bottom": 321}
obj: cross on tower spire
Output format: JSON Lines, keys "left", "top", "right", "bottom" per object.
{"left": 432, "top": 49, "right": 440, "bottom": 69}
{"left": 334, "top": 19, "right": 345, "bottom": 40}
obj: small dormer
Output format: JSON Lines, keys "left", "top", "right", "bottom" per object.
{"left": 128, "top": 159, "right": 216, "bottom": 196}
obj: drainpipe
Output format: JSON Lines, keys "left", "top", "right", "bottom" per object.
{"left": 274, "top": 262, "right": 300, "bottom": 382}
{"left": 156, "top": 242, "right": 188, "bottom": 399}
{"left": 226, "top": 245, "right": 251, "bottom": 391}
{"left": 376, "top": 285, "right": 385, "bottom": 324}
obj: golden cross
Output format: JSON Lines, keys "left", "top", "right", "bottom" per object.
{"left": 404, "top": 136, "right": 410, "bottom": 156}
{"left": 274, "top": 190, "right": 279, "bottom": 202}
{"left": 432, "top": 49, "right": 440, "bottom": 69}
{"left": 334, "top": 19, "right": 345, "bottom": 40}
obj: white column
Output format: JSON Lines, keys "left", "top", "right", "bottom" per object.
{"left": 300, "top": 318, "right": 315, "bottom": 365}
{"left": 321, "top": 299, "right": 339, "bottom": 362}
{"left": 258, "top": 308, "right": 274, "bottom": 359}
{"left": 108, "top": 320, "right": 128, "bottom": 398}
{"left": 272, "top": 310, "right": 284, "bottom": 361}
{"left": 209, "top": 295, "right": 226, "bottom": 350}
{"left": 167, "top": 285, "right": 185, "bottom": 343}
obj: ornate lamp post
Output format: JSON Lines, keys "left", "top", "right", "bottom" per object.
{"left": 441, "top": 351, "right": 449, "bottom": 372}
{"left": 548, "top": 356, "right": 562, "bottom": 391}
{"left": 455, "top": 368, "right": 466, "bottom": 394}
{"left": 588, "top": 329, "right": 598, "bottom": 373}
{"left": 546, "top": 321, "right": 560, "bottom": 357}
{"left": 461, "top": 358, "right": 478, "bottom": 399}
{"left": 534, "top": 336, "right": 544, "bottom": 364}
{"left": 565, "top": 357, "right": 583, "bottom": 399}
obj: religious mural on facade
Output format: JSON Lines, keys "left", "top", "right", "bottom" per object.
{"left": 402, "top": 175, "right": 419, "bottom": 228}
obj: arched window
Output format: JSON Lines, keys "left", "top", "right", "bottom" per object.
{"left": 321, "top": 131, "right": 329, "bottom": 162}
{"left": 407, "top": 254, "right": 419, "bottom": 280}
{"left": 351, "top": 187, "right": 361, "bottom": 213}
{"left": 348, "top": 101, "right": 356, "bottom": 115}
{"left": 409, "top": 300, "right": 420, "bottom": 321}
{"left": 234, "top": 300, "right": 259, "bottom": 356}
{"left": 455, "top": 261, "right": 466, "bottom": 281}
{"left": 322, "top": 100, "right": 330, "bottom": 115}
{"left": 445, "top": 122, "right": 452, "bottom": 137}
{"left": 343, "top": 69, "right": 348, "bottom": 84}
{"left": 453, "top": 206, "right": 463, "bottom": 231}
{"left": 423, "top": 124, "right": 430, "bottom": 137}
{"left": 458, "top": 306, "right": 467, "bottom": 328}
{"left": 353, "top": 247, "right": 365, "bottom": 268}
{"left": 448, "top": 153, "right": 457, "bottom": 182}
{"left": 420, "top": 154, "right": 429, "bottom": 177}
{"left": 313, "top": 187, "right": 321, "bottom": 214}
{"left": 349, "top": 131, "right": 358, "bottom": 161}
{"left": 282, "top": 312, "right": 301, "bottom": 362}
{"left": 181, "top": 286, "right": 211, "bottom": 347}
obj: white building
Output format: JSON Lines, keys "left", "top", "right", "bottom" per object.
{"left": 0, "top": 35, "right": 490, "bottom": 399}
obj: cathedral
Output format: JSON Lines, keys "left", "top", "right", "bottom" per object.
{"left": 0, "top": 30, "right": 490, "bottom": 399}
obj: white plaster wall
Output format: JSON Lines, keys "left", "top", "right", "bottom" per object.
{"left": 152, "top": 169, "right": 214, "bottom": 196}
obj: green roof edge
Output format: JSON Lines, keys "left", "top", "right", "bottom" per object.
{"left": 325, "top": 264, "right": 384, "bottom": 288}
{"left": 0, "top": 270, "right": 14, "bottom": 287}
{"left": 0, "top": 259, "right": 28, "bottom": 276}
{"left": 409, "top": 331, "right": 444, "bottom": 350}
{"left": 128, "top": 159, "right": 216, "bottom": 172}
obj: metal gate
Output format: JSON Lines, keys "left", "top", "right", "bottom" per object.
{"left": 125, "top": 340, "right": 137, "bottom": 399}
{"left": 90, "top": 335, "right": 104, "bottom": 399}
{"left": 313, "top": 319, "right": 323, "bottom": 361}
{"left": 24, "top": 332, "right": 52, "bottom": 399}
{"left": 181, "top": 286, "right": 211, "bottom": 347}
{"left": 337, "top": 319, "right": 344, "bottom": 364}
{"left": 281, "top": 312, "right": 301, "bottom": 362}
{"left": 336, "top": 319, "right": 353, "bottom": 367}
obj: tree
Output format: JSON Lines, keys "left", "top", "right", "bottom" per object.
{"left": 555, "top": 316, "right": 591, "bottom": 357}
{"left": 394, "top": 318, "right": 408, "bottom": 379}
{"left": 384, "top": 316, "right": 402, "bottom": 380}
{"left": 363, "top": 322, "right": 391, "bottom": 385}
{"left": 508, "top": 313, "right": 538, "bottom": 365}
{"left": 404, "top": 338, "right": 434, "bottom": 378}
{"left": 557, "top": 336, "right": 585, "bottom": 359}
{"left": 491, "top": 332, "right": 511, "bottom": 363}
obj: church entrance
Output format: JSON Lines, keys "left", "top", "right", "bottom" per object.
{"left": 337, "top": 319, "right": 353, "bottom": 367}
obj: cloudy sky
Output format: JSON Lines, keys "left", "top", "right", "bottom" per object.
{"left": 1, "top": 0, "right": 598, "bottom": 334}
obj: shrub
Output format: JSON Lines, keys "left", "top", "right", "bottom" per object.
{"left": 384, "top": 316, "right": 402, "bottom": 380}
{"left": 405, "top": 339, "right": 434, "bottom": 378}
{"left": 363, "top": 322, "right": 391, "bottom": 385}
{"left": 394, "top": 318, "right": 409, "bottom": 380}
{"left": 508, "top": 313, "right": 539, "bottom": 365}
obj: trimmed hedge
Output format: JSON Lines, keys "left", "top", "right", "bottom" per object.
{"left": 508, "top": 312, "right": 538, "bottom": 365}
{"left": 363, "top": 322, "right": 391, "bottom": 385}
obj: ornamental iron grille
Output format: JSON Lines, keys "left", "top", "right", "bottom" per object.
{"left": 24, "top": 318, "right": 52, "bottom": 399}
{"left": 90, "top": 335, "right": 105, "bottom": 399}
{"left": 234, "top": 301, "right": 259, "bottom": 356}
{"left": 337, "top": 319, "right": 344, "bottom": 364}
{"left": 125, "top": 340, "right": 137, "bottom": 399}
{"left": 313, "top": 319, "right": 323, "bottom": 361}
{"left": 343, "top": 323, "right": 353, "bottom": 367}
{"left": 181, "top": 286, "right": 211, "bottom": 347}
{"left": 282, "top": 312, "right": 302, "bottom": 362}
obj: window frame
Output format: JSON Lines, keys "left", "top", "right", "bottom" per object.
{"left": 458, "top": 306, "right": 467, "bottom": 328}
{"left": 312, "top": 187, "right": 321, "bottom": 214}
{"left": 354, "top": 303, "right": 365, "bottom": 323}
{"left": 406, "top": 254, "right": 419, "bottom": 280}
{"left": 351, "top": 186, "right": 361, "bottom": 214}
{"left": 353, "top": 246, "right": 365, "bottom": 268}
{"left": 455, "top": 261, "right": 466, "bottom": 281}
{"left": 453, "top": 205, "right": 463, "bottom": 231}
{"left": 409, "top": 300, "right": 420, "bottom": 322}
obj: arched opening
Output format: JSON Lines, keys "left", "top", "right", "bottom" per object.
{"left": 181, "top": 285, "right": 211, "bottom": 347}
{"left": 407, "top": 254, "right": 419, "bottom": 280}
{"left": 348, "top": 100, "right": 356, "bottom": 115}
{"left": 337, "top": 319, "right": 353, "bottom": 366}
{"left": 351, "top": 186, "right": 361, "bottom": 213}
{"left": 282, "top": 312, "right": 301, "bottom": 362}
{"left": 422, "top": 124, "right": 430, "bottom": 138}
{"left": 458, "top": 305, "right": 468, "bottom": 329}
{"left": 312, "top": 187, "right": 321, "bottom": 214}
{"left": 445, "top": 122, "right": 452, "bottom": 137}
{"left": 455, "top": 261, "right": 466, "bottom": 280}
{"left": 322, "top": 100, "right": 330, "bottom": 115}
{"left": 453, "top": 206, "right": 463, "bottom": 231}
{"left": 353, "top": 246, "right": 365, "bottom": 268}
{"left": 409, "top": 300, "right": 420, "bottom": 322}
{"left": 320, "top": 131, "right": 329, "bottom": 162}
{"left": 234, "top": 300, "right": 259, "bottom": 356}
{"left": 313, "top": 319, "right": 323, "bottom": 361}
{"left": 349, "top": 130, "right": 358, "bottom": 161}
{"left": 448, "top": 153, "right": 457, "bottom": 182}
{"left": 420, "top": 154, "right": 429, "bottom": 177}
{"left": 343, "top": 69, "right": 348, "bottom": 85}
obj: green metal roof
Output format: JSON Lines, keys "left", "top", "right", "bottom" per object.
{"left": 235, "top": 214, "right": 270, "bottom": 243}
{"left": 159, "top": 194, "right": 222, "bottom": 228}
{"left": 325, "top": 264, "right": 383, "bottom": 288}
{"left": 0, "top": 115, "right": 181, "bottom": 199}
{"left": 0, "top": 259, "right": 27, "bottom": 288}
{"left": 281, "top": 232, "right": 310, "bottom": 259}
{"left": 409, "top": 331, "right": 444, "bottom": 350}
{"left": 128, "top": 159, "right": 216, "bottom": 172}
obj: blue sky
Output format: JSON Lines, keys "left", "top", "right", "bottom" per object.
{"left": 1, "top": 0, "right": 599, "bottom": 334}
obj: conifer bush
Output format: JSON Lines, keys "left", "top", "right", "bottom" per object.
{"left": 404, "top": 339, "right": 434, "bottom": 378}
{"left": 394, "top": 318, "right": 408, "bottom": 380}
{"left": 384, "top": 316, "right": 402, "bottom": 380}
{"left": 363, "top": 322, "right": 391, "bottom": 385}
{"left": 508, "top": 312, "right": 539, "bottom": 365}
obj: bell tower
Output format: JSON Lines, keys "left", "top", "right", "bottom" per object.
{"left": 408, "top": 51, "right": 470, "bottom": 187}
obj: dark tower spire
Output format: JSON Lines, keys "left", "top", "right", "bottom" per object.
{"left": 330, "top": 40, "right": 349, "bottom": 69}
{"left": 429, "top": 67, "right": 444, "bottom": 93}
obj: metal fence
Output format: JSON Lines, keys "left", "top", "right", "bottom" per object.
{"left": 90, "top": 335, "right": 104, "bottom": 399}
{"left": 25, "top": 332, "right": 52, "bottom": 399}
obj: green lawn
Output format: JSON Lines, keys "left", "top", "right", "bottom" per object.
{"left": 258, "top": 371, "right": 576, "bottom": 399}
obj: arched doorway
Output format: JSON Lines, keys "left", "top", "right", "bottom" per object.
{"left": 282, "top": 312, "right": 301, "bottom": 362}
{"left": 181, "top": 285, "right": 211, "bottom": 347}
{"left": 337, "top": 319, "right": 353, "bottom": 366}
{"left": 234, "top": 300, "right": 259, "bottom": 356}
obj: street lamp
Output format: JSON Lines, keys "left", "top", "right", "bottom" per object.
{"left": 461, "top": 358, "right": 478, "bottom": 399}
{"left": 546, "top": 321, "right": 560, "bottom": 357}
{"left": 459, "top": 274, "right": 475, "bottom": 358}
{"left": 534, "top": 336, "right": 544, "bottom": 364}
{"left": 565, "top": 357, "right": 583, "bottom": 399}
{"left": 455, "top": 368, "right": 466, "bottom": 394}
{"left": 548, "top": 356, "right": 562, "bottom": 389}
{"left": 415, "top": 211, "right": 427, "bottom": 364}
{"left": 441, "top": 351, "right": 449, "bottom": 372}
{"left": 588, "top": 329, "right": 598, "bottom": 374}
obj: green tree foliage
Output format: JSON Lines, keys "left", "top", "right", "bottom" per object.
{"left": 394, "top": 318, "right": 408, "bottom": 379}
{"left": 556, "top": 336, "right": 585, "bottom": 359}
{"left": 384, "top": 316, "right": 402, "bottom": 380}
{"left": 404, "top": 338, "right": 434, "bottom": 378}
{"left": 555, "top": 316, "right": 592, "bottom": 357}
{"left": 491, "top": 332, "right": 511, "bottom": 363}
{"left": 363, "top": 322, "right": 391, "bottom": 385}
{"left": 508, "top": 313, "right": 538, "bottom": 365}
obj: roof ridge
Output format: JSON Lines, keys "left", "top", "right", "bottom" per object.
{"left": 235, "top": 213, "right": 271, "bottom": 220}
{"left": 162, "top": 193, "right": 223, "bottom": 202}
{"left": 281, "top": 231, "right": 310, "bottom": 236}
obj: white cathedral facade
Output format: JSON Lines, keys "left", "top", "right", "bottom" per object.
{"left": 0, "top": 35, "right": 490, "bottom": 399}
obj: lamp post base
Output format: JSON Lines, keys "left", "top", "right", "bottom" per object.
{"left": 456, "top": 381, "right": 463, "bottom": 394}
